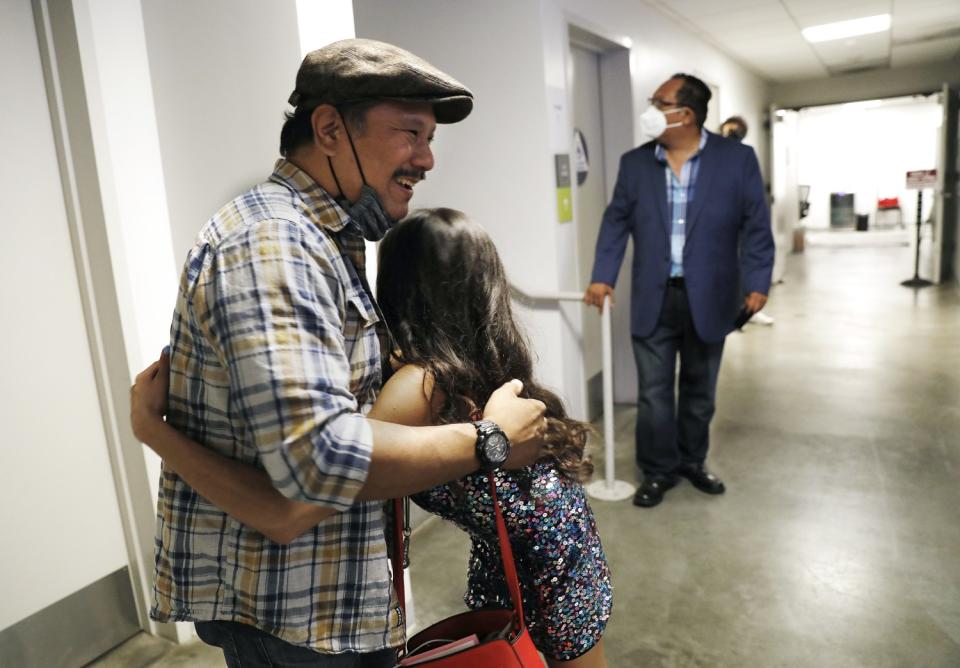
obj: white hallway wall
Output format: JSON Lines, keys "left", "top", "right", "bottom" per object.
{"left": 352, "top": 0, "right": 770, "bottom": 405}
{"left": 0, "top": 0, "right": 129, "bottom": 631}
{"left": 353, "top": 0, "right": 579, "bottom": 410}
{"left": 140, "top": 0, "right": 303, "bottom": 263}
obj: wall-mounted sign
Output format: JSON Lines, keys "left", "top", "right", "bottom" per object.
{"left": 573, "top": 128, "right": 589, "bottom": 186}
{"left": 555, "top": 154, "right": 573, "bottom": 223}
{"left": 906, "top": 169, "right": 937, "bottom": 190}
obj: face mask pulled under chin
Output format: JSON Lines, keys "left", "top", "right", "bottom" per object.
{"left": 639, "top": 105, "right": 683, "bottom": 142}
{"left": 339, "top": 185, "right": 395, "bottom": 242}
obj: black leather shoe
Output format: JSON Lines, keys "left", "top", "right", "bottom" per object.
{"left": 632, "top": 476, "right": 678, "bottom": 508}
{"left": 677, "top": 463, "right": 726, "bottom": 495}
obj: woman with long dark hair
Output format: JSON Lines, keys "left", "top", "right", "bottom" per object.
{"left": 132, "top": 208, "right": 611, "bottom": 666}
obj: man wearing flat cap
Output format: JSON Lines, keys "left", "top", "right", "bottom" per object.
{"left": 133, "top": 39, "right": 547, "bottom": 666}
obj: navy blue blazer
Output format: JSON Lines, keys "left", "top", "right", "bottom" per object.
{"left": 590, "top": 132, "right": 774, "bottom": 344}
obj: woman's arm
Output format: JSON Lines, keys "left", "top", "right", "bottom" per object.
{"left": 131, "top": 355, "right": 444, "bottom": 543}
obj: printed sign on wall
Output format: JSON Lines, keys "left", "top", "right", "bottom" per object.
{"left": 574, "top": 128, "right": 589, "bottom": 186}
{"left": 555, "top": 154, "right": 573, "bottom": 223}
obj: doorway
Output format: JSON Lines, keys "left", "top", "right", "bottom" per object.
{"left": 771, "top": 93, "right": 955, "bottom": 284}
{"left": 568, "top": 25, "right": 633, "bottom": 416}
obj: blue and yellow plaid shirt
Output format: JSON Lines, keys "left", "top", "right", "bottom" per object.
{"left": 151, "top": 159, "right": 403, "bottom": 653}
{"left": 655, "top": 130, "right": 708, "bottom": 277}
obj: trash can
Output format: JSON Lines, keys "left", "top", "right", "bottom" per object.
{"left": 830, "top": 192, "right": 855, "bottom": 228}
{"left": 855, "top": 213, "right": 869, "bottom": 231}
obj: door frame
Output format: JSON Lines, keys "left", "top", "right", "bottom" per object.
{"left": 565, "top": 18, "right": 636, "bottom": 408}
{"left": 934, "top": 83, "right": 959, "bottom": 283}
{"left": 31, "top": 0, "right": 172, "bottom": 643}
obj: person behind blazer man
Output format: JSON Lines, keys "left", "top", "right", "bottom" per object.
{"left": 583, "top": 73, "right": 774, "bottom": 508}
{"left": 719, "top": 115, "right": 748, "bottom": 142}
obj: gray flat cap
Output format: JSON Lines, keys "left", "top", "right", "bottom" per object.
{"left": 288, "top": 38, "right": 473, "bottom": 124}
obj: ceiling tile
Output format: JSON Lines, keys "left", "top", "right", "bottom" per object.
{"left": 687, "top": 8, "right": 795, "bottom": 32}
{"left": 643, "top": 0, "right": 960, "bottom": 82}
{"left": 891, "top": 36, "right": 960, "bottom": 66}
{"left": 664, "top": 0, "right": 771, "bottom": 15}
{"left": 812, "top": 30, "right": 891, "bottom": 64}
{"left": 787, "top": 2, "right": 889, "bottom": 23}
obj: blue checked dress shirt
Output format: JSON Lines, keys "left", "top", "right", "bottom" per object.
{"left": 151, "top": 159, "right": 403, "bottom": 654}
{"left": 655, "top": 131, "right": 708, "bottom": 277}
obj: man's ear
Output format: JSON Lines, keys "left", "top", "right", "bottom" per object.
{"left": 311, "top": 104, "right": 343, "bottom": 156}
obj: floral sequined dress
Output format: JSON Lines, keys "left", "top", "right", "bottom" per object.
{"left": 411, "top": 461, "right": 612, "bottom": 660}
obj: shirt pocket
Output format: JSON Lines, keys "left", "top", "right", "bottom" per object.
{"left": 342, "top": 287, "right": 381, "bottom": 397}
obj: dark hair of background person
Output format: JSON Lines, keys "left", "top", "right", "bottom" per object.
{"left": 671, "top": 73, "right": 712, "bottom": 129}
{"left": 721, "top": 115, "right": 748, "bottom": 140}
{"left": 377, "top": 208, "right": 593, "bottom": 481}
{"left": 279, "top": 99, "right": 380, "bottom": 156}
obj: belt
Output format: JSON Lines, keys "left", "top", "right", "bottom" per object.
{"left": 667, "top": 276, "right": 685, "bottom": 288}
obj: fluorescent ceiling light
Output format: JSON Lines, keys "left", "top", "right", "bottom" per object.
{"left": 802, "top": 14, "right": 891, "bottom": 43}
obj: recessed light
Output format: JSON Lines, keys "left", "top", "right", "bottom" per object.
{"left": 802, "top": 14, "right": 891, "bottom": 43}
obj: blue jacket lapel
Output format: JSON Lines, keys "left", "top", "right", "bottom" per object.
{"left": 685, "top": 132, "right": 715, "bottom": 239}
{"left": 649, "top": 153, "right": 670, "bottom": 240}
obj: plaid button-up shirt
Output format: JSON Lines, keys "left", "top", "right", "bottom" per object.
{"left": 151, "top": 159, "right": 403, "bottom": 654}
{"left": 655, "top": 130, "right": 708, "bottom": 277}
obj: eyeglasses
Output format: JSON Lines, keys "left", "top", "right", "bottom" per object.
{"left": 648, "top": 97, "right": 681, "bottom": 110}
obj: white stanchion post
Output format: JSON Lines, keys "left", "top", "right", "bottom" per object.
{"left": 586, "top": 295, "right": 635, "bottom": 501}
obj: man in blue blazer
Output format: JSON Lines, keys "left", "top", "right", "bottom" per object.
{"left": 584, "top": 74, "right": 774, "bottom": 508}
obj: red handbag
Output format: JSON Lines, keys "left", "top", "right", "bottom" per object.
{"left": 391, "top": 476, "right": 544, "bottom": 666}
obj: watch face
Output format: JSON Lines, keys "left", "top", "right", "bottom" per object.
{"left": 485, "top": 432, "right": 510, "bottom": 464}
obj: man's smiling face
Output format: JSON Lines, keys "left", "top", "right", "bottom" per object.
{"left": 350, "top": 101, "right": 437, "bottom": 221}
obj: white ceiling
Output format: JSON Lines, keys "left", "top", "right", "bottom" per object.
{"left": 643, "top": 0, "right": 960, "bottom": 82}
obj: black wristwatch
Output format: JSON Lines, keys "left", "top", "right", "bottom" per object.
{"left": 472, "top": 420, "right": 511, "bottom": 472}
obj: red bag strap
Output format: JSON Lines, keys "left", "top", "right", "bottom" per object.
{"left": 487, "top": 476, "right": 526, "bottom": 628}
{"left": 391, "top": 475, "right": 525, "bottom": 628}
{"left": 392, "top": 498, "right": 405, "bottom": 610}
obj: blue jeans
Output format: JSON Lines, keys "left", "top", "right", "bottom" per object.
{"left": 195, "top": 621, "right": 398, "bottom": 668}
{"left": 632, "top": 283, "right": 725, "bottom": 477}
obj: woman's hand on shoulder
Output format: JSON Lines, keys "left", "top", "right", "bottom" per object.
{"left": 368, "top": 364, "right": 442, "bottom": 427}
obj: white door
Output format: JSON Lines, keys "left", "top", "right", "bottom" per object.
{"left": 770, "top": 107, "right": 800, "bottom": 284}
{"left": 0, "top": 1, "right": 138, "bottom": 665}
{"left": 570, "top": 44, "right": 608, "bottom": 419}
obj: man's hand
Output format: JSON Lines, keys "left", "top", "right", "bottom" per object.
{"left": 481, "top": 379, "right": 547, "bottom": 469}
{"left": 583, "top": 283, "right": 615, "bottom": 313}
{"left": 744, "top": 291, "right": 767, "bottom": 313}
{"left": 130, "top": 348, "right": 171, "bottom": 445}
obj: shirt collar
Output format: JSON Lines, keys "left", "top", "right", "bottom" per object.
{"left": 269, "top": 158, "right": 351, "bottom": 233}
{"left": 655, "top": 129, "right": 709, "bottom": 163}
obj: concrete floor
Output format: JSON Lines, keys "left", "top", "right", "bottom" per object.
{"left": 90, "top": 241, "right": 960, "bottom": 667}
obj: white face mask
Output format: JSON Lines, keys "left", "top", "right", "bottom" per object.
{"left": 639, "top": 105, "right": 684, "bottom": 142}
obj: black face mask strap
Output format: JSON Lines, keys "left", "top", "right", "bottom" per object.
{"left": 340, "top": 115, "right": 370, "bottom": 186}
{"left": 327, "top": 157, "right": 345, "bottom": 200}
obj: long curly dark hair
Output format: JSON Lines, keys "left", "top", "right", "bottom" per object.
{"left": 376, "top": 208, "right": 592, "bottom": 481}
